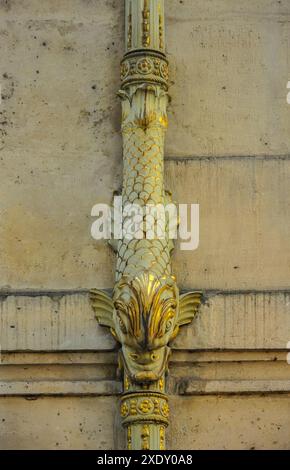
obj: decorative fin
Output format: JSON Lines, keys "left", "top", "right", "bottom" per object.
{"left": 177, "top": 292, "right": 202, "bottom": 327}
{"left": 90, "top": 289, "right": 114, "bottom": 329}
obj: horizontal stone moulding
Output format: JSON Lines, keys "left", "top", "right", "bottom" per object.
{"left": 0, "top": 379, "right": 122, "bottom": 397}
{"left": 1, "top": 378, "right": 290, "bottom": 397}
{"left": 0, "top": 349, "right": 289, "bottom": 397}
{"left": 176, "top": 379, "right": 290, "bottom": 396}
{"left": 1, "top": 290, "right": 290, "bottom": 351}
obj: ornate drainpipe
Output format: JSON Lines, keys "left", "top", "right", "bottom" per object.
{"left": 91, "top": 0, "right": 201, "bottom": 450}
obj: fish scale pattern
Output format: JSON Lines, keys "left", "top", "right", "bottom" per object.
{"left": 116, "top": 124, "right": 172, "bottom": 281}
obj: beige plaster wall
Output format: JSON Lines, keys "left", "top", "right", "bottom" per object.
{"left": 0, "top": 0, "right": 290, "bottom": 450}
{"left": 1, "top": 395, "right": 290, "bottom": 450}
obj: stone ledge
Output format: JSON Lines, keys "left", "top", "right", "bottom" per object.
{"left": 1, "top": 349, "right": 289, "bottom": 397}
{"left": 1, "top": 291, "right": 290, "bottom": 351}
{"left": 0, "top": 380, "right": 122, "bottom": 397}
{"left": 176, "top": 379, "right": 290, "bottom": 396}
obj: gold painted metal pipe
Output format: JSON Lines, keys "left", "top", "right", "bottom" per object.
{"left": 91, "top": 0, "right": 201, "bottom": 450}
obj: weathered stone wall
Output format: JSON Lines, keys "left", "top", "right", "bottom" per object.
{"left": 0, "top": 0, "right": 290, "bottom": 450}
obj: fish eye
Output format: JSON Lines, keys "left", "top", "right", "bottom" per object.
{"left": 151, "top": 353, "right": 158, "bottom": 361}
{"left": 129, "top": 353, "right": 139, "bottom": 361}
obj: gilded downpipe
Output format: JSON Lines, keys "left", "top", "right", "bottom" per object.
{"left": 91, "top": 0, "right": 201, "bottom": 450}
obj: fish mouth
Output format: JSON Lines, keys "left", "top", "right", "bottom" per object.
{"left": 134, "top": 371, "right": 159, "bottom": 383}
{"left": 121, "top": 346, "right": 170, "bottom": 384}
